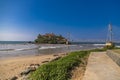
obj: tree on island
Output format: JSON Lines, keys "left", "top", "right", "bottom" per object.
{"left": 35, "top": 33, "right": 67, "bottom": 44}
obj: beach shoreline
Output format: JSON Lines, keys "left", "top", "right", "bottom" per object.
{"left": 0, "top": 53, "right": 66, "bottom": 80}
{"left": 0, "top": 43, "right": 104, "bottom": 79}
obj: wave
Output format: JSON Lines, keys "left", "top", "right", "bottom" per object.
{"left": 38, "top": 45, "right": 79, "bottom": 50}
{"left": 93, "top": 44, "right": 105, "bottom": 46}
{"left": 39, "top": 46, "right": 57, "bottom": 50}
{"left": 0, "top": 44, "right": 39, "bottom": 51}
{"left": 0, "top": 45, "right": 68, "bottom": 51}
{"left": 0, "top": 47, "right": 38, "bottom": 51}
{"left": 14, "top": 47, "right": 38, "bottom": 51}
{"left": 0, "top": 44, "right": 79, "bottom": 51}
{"left": 116, "top": 46, "right": 120, "bottom": 48}
{"left": 0, "top": 49, "right": 14, "bottom": 51}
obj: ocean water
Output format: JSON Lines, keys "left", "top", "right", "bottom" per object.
{"left": 0, "top": 41, "right": 28, "bottom": 44}
{"left": 0, "top": 41, "right": 106, "bottom": 59}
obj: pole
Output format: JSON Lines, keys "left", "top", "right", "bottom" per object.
{"left": 109, "top": 24, "right": 112, "bottom": 42}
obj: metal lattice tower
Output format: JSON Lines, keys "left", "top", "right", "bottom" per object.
{"left": 66, "top": 32, "right": 70, "bottom": 44}
{"left": 107, "top": 24, "right": 113, "bottom": 42}
{"left": 67, "top": 32, "right": 70, "bottom": 41}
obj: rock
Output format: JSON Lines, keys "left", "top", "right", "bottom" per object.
{"left": 30, "top": 64, "right": 40, "bottom": 67}
{"left": 19, "top": 64, "right": 40, "bottom": 80}
{"left": 20, "top": 64, "right": 40, "bottom": 76}
{"left": 29, "top": 64, "right": 40, "bottom": 69}
{"left": 30, "top": 67, "right": 36, "bottom": 71}
{"left": 20, "top": 69, "right": 31, "bottom": 76}
{"left": 30, "top": 64, "right": 34, "bottom": 66}
{"left": 61, "top": 53, "right": 65, "bottom": 55}
{"left": 20, "top": 75, "right": 29, "bottom": 80}
{"left": 28, "top": 66, "right": 38, "bottom": 69}
{"left": 10, "top": 76, "right": 18, "bottom": 80}
{"left": 41, "top": 60, "right": 49, "bottom": 63}
{"left": 34, "top": 64, "right": 40, "bottom": 66}
{"left": 50, "top": 56, "right": 61, "bottom": 62}
{"left": 53, "top": 54, "right": 59, "bottom": 56}
{"left": 61, "top": 53, "right": 68, "bottom": 55}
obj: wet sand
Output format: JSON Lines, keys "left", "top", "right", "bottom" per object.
{"left": 0, "top": 53, "right": 65, "bottom": 80}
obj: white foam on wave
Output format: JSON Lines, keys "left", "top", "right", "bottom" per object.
{"left": 38, "top": 45, "right": 79, "bottom": 50}
{"left": 93, "top": 44, "right": 105, "bottom": 46}
{"left": 79, "top": 46, "right": 83, "bottom": 47}
{"left": 39, "top": 46, "right": 56, "bottom": 50}
{"left": 116, "top": 46, "right": 120, "bottom": 48}
{"left": 0, "top": 44, "right": 39, "bottom": 51}
{"left": 14, "top": 49, "right": 26, "bottom": 51}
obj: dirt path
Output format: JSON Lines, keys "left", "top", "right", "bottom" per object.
{"left": 71, "top": 54, "right": 89, "bottom": 80}
{"left": 82, "top": 52, "right": 120, "bottom": 80}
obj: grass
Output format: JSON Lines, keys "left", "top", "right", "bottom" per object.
{"left": 112, "top": 49, "right": 120, "bottom": 54}
{"left": 29, "top": 48, "right": 106, "bottom": 80}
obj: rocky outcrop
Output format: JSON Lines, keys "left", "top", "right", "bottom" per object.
{"left": 106, "top": 50, "right": 120, "bottom": 66}
{"left": 10, "top": 76, "right": 18, "bottom": 80}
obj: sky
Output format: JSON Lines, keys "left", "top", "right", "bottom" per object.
{"left": 0, "top": 0, "right": 120, "bottom": 41}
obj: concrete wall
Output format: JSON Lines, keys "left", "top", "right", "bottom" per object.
{"left": 106, "top": 50, "right": 120, "bottom": 67}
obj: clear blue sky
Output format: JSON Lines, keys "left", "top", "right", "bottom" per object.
{"left": 0, "top": 0, "right": 120, "bottom": 41}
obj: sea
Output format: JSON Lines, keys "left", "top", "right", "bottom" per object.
{"left": 0, "top": 41, "right": 118, "bottom": 59}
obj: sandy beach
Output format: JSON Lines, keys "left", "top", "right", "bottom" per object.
{"left": 0, "top": 53, "right": 65, "bottom": 80}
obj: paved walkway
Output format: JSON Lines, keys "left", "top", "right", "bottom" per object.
{"left": 82, "top": 52, "right": 120, "bottom": 80}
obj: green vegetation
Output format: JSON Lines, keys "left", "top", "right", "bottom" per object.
{"left": 112, "top": 49, "right": 120, "bottom": 54}
{"left": 29, "top": 51, "right": 89, "bottom": 80}
{"left": 89, "top": 48, "right": 107, "bottom": 52}
{"left": 29, "top": 48, "right": 106, "bottom": 80}
{"left": 35, "top": 33, "right": 67, "bottom": 44}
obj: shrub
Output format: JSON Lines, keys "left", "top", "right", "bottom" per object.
{"left": 29, "top": 51, "right": 89, "bottom": 80}
{"left": 29, "top": 49, "right": 106, "bottom": 80}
